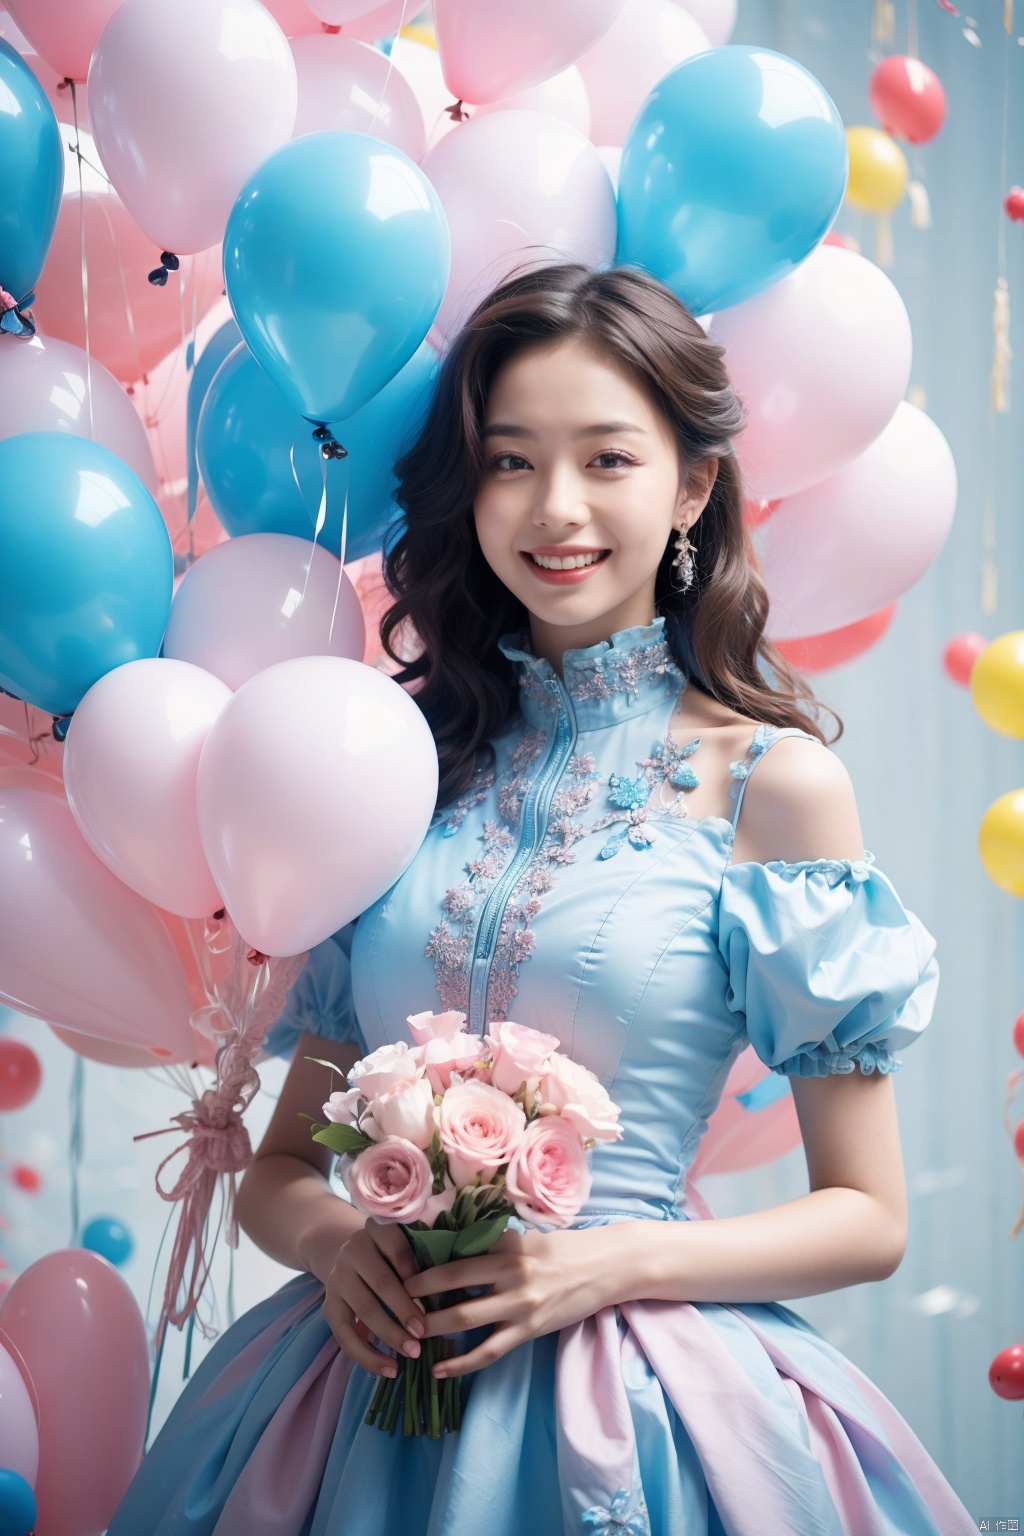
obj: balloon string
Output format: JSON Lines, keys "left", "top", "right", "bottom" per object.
{"left": 328, "top": 454, "right": 351, "bottom": 649}
{"left": 68, "top": 81, "right": 95, "bottom": 441}
{"left": 367, "top": 0, "right": 412, "bottom": 136}
{"left": 94, "top": 193, "right": 146, "bottom": 385}
{"left": 68, "top": 1053, "right": 84, "bottom": 1245}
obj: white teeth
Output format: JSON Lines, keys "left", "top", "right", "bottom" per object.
{"left": 529, "top": 550, "right": 608, "bottom": 570}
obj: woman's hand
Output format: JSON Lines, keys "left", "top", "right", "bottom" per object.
{"left": 321, "top": 1216, "right": 427, "bottom": 1378}
{"left": 403, "top": 1225, "right": 617, "bottom": 1377}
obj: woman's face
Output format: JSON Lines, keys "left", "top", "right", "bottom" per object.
{"left": 473, "top": 336, "right": 716, "bottom": 672}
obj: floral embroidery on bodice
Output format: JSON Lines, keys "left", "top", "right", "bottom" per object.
{"left": 422, "top": 619, "right": 795, "bottom": 1027}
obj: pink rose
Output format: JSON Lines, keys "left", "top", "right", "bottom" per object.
{"left": 369, "top": 1074, "right": 437, "bottom": 1149}
{"left": 438, "top": 1079, "right": 527, "bottom": 1188}
{"left": 539, "top": 1055, "right": 623, "bottom": 1143}
{"left": 347, "top": 1040, "right": 424, "bottom": 1100}
{"left": 419, "top": 1030, "right": 490, "bottom": 1094}
{"left": 485, "top": 1021, "right": 562, "bottom": 1097}
{"left": 341, "top": 1136, "right": 433, "bottom": 1222}
{"left": 505, "top": 1115, "right": 592, "bottom": 1228}
{"left": 323, "top": 1086, "right": 363, "bottom": 1125}
{"left": 406, "top": 1008, "right": 468, "bottom": 1044}
{"left": 420, "top": 1179, "right": 459, "bottom": 1226}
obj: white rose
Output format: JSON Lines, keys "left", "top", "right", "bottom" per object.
{"left": 369, "top": 1074, "right": 438, "bottom": 1150}
{"left": 347, "top": 1040, "right": 425, "bottom": 1099}
{"left": 539, "top": 1054, "right": 622, "bottom": 1143}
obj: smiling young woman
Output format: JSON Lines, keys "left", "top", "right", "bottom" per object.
{"left": 106, "top": 263, "right": 975, "bottom": 1536}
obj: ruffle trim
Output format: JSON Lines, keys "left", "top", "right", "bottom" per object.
{"left": 771, "top": 1038, "right": 903, "bottom": 1078}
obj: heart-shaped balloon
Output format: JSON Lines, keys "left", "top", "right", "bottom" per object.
{"left": 195, "top": 655, "right": 439, "bottom": 955}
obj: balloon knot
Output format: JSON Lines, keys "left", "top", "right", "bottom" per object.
{"left": 445, "top": 98, "right": 470, "bottom": 122}
{"left": 312, "top": 424, "right": 349, "bottom": 460}
{"left": 246, "top": 947, "right": 270, "bottom": 967}
{"left": 0, "top": 286, "right": 36, "bottom": 337}
{"left": 52, "top": 714, "right": 73, "bottom": 742}
{"left": 321, "top": 21, "right": 341, "bottom": 32}
{"left": 148, "top": 251, "right": 181, "bottom": 287}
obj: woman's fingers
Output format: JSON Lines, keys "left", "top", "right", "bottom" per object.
{"left": 321, "top": 1294, "right": 397, "bottom": 1377}
{"left": 366, "top": 1217, "right": 423, "bottom": 1290}
{"left": 354, "top": 1231, "right": 427, "bottom": 1334}
{"left": 344, "top": 1272, "right": 422, "bottom": 1358}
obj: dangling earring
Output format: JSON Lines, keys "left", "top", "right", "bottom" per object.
{"left": 670, "top": 524, "right": 697, "bottom": 591}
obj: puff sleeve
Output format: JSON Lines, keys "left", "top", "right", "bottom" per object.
{"left": 715, "top": 851, "right": 939, "bottom": 1077}
{"left": 261, "top": 920, "right": 363, "bottom": 1060}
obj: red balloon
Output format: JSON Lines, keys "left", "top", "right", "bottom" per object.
{"left": 869, "top": 55, "right": 947, "bottom": 144}
{"left": 1014, "top": 1010, "right": 1024, "bottom": 1058}
{"left": 773, "top": 603, "right": 897, "bottom": 674}
{"left": 11, "top": 1165, "right": 41, "bottom": 1193}
{"left": 989, "top": 1343, "right": 1024, "bottom": 1400}
{"left": 0, "top": 1039, "right": 41, "bottom": 1111}
{"left": 1014, "top": 1117, "right": 1024, "bottom": 1161}
{"left": 822, "top": 230, "right": 861, "bottom": 254}
{"left": 943, "top": 630, "right": 988, "bottom": 686}
{"left": 1005, "top": 187, "right": 1024, "bottom": 223}
{"left": 743, "top": 496, "right": 779, "bottom": 529}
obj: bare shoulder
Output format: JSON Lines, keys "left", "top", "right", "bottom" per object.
{"left": 729, "top": 731, "right": 866, "bottom": 867}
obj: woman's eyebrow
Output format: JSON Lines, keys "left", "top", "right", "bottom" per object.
{"left": 481, "top": 421, "right": 649, "bottom": 439}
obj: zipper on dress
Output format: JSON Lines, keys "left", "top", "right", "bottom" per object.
{"left": 467, "top": 675, "right": 578, "bottom": 1033}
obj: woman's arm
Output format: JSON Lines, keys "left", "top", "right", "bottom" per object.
{"left": 235, "top": 1030, "right": 365, "bottom": 1284}
{"left": 625, "top": 734, "right": 910, "bottom": 1303}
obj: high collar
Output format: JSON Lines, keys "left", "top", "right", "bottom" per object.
{"left": 496, "top": 614, "right": 687, "bottom": 732}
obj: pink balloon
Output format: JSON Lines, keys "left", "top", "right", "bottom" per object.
{"left": 307, "top": 0, "right": 407, "bottom": 21}
{"left": 88, "top": 0, "right": 298, "bottom": 254}
{"left": 471, "top": 65, "right": 591, "bottom": 136}
{"left": 575, "top": 0, "right": 711, "bottom": 147}
{"left": 162, "top": 533, "right": 366, "bottom": 691}
{"left": 0, "top": 1249, "right": 149, "bottom": 1536}
{"left": 667, "top": 0, "right": 736, "bottom": 47}
{"left": 4, "top": 0, "right": 121, "bottom": 81}
{"left": 0, "top": 773, "right": 197, "bottom": 1056}
{"left": 760, "top": 402, "right": 957, "bottom": 641}
{"left": 0, "top": 7, "right": 84, "bottom": 121}
{"left": 63, "top": 659, "right": 231, "bottom": 918}
{"left": 48, "top": 1020, "right": 193, "bottom": 1066}
{"left": 0, "top": 1338, "right": 38, "bottom": 1487}
{"left": 422, "top": 109, "right": 617, "bottom": 347}
{"left": 773, "top": 603, "right": 898, "bottom": 674}
{"left": 0, "top": 333, "right": 158, "bottom": 492}
{"left": 262, "top": 0, "right": 325, "bottom": 32}
{"left": 33, "top": 185, "right": 225, "bottom": 383}
{"left": 291, "top": 34, "right": 426, "bottom": 159}
{"left": 128, "top": 295, "right": 236, "bottom": 495}
{"left": 331, "top": 0, "right": 419, "bottom": 40}
{"left": 196, "top": 656, "right": 439, "bottom": 954}
{"left": 710, "top": 245, "right": 913, "bottom": 502}
{"left": 434, "top": 0, "right": 625, "bottom": 106}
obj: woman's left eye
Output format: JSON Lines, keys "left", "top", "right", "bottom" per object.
{"left": 592, "top": 451, "right": 634, "bottom": 469}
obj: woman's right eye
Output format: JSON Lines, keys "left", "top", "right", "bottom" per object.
{"left": 488, "top": 452, "right": 530, "bottom": 472}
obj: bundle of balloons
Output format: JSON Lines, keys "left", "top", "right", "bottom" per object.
{"left": 0, "top": 4, "right": 963, "bottom": 1515}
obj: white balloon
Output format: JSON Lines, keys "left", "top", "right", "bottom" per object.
{"left": 162, "top": 532, "right": 366, "bottom": 691}
{"left": 760, "top": 402, "right": 957, "bottom": 641}
{"left": 575, "top": 0, "right": 710, "bottom": 147}
{"left": 710, "top": 245, "right": 913, "bottom": 501}
{"left": 471, "top": 66, "right": 591, "bottom": 136}
{"left": 0, "top": 333, "right": 158, "bottom": 492}
{"left": 668, "top": 0, "right": 736, "bottom": 46}
{"left": 290, "top": 34, "right": 426, "bottom": 161}
{"left": 422, "top": 109, "right": 617, "bottom": 348}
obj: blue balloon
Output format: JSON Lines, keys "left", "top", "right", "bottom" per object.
{"left": 0, "top": 38, "right": 63, "bottom": 307}
{"left": 0, "top": 432, "right": 174, "bottom": 716}
{"left": 186, "top": 317, "right": 242, "bottom": 522}
{"left": 82, "top": 1215, "right": 134, "bottom": 1267}
{"left": 616, "top": 45, "right": 848, "bottom": 316}
{"left": 0, "top": 1468, "right": 36, "bottom": 1536}
{"left": 223, "top": 131, "right": 450, "bottom": 425}
{"left": 197, "top": 339, "right": 438, "bottom": 563}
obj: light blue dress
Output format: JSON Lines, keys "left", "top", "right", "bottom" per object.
{"left": 107, "top": 616, "right": 976, "bottom": 1536}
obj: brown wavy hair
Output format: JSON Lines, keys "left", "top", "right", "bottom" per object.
{"left": 379, "top": 261, "right": 842, "bottom": 813}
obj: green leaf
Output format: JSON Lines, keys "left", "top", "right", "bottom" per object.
{"left": 402, "top": 1227, "right": 458, "bottom": 1268}
{"left": 311, "top": 1122, "right": 375, "bottom": 1156}
{"left": 302, "top": 1054, "right": 352, "bottom": 1074}
{"left": 451, "top": 1212, "right": 511, "bottom": 1259}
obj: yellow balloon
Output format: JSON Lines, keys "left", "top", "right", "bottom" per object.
{"left": 845, "top": 127, "right": 908, "bottom": 214}
{"left": 970, "top": 630, "right": 1024, "bottom": 737}
{"left": 979, "top": 790, "right": 1024, "bottom": 896}
{"left": 400, "top": 22, "right": 437, "bottom": 48}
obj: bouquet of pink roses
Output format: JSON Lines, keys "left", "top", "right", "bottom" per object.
{"left": 303, "top": 1009, "right": 623, "bottom": 1438}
